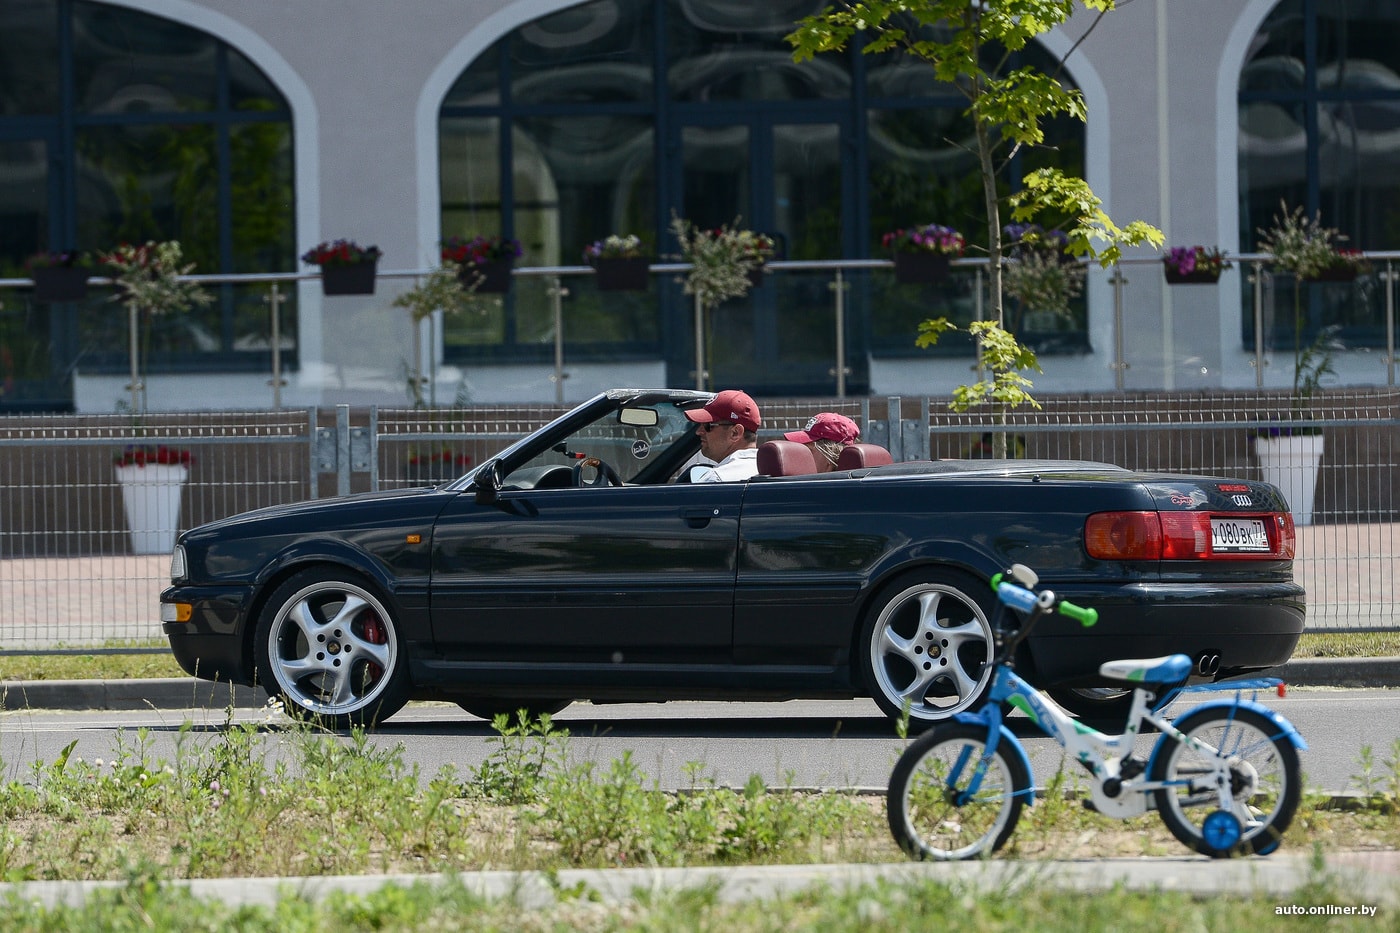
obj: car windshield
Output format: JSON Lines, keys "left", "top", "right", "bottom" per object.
{"left": 502, "top": 397, "right": 701, "bottom": 487}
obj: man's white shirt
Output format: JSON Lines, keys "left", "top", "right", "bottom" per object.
{"left": 695, "top": 446, "right": 759, "bottom": 483}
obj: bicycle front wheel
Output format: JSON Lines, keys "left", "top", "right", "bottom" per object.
{"left": 887, "top": 722, "right": 1030, "bottom": 860}
{"left": 1150, "top": 705, "right": 1301, "bottom": 857}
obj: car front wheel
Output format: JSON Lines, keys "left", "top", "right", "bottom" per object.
{"left": 859, "top": 569, "right": 996, "bottom": 729}
{"left": 254, "top": 569, "right": 410, "bottom": 729}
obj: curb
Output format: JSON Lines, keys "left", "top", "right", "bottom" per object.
{"left": 2, "top": 855, "right": 1395, "bottom": 911}
{"left": 0, "top": 679, "right": 261, "bottom": 712}
{"left": 1, "top": 657, "right": 1394, "bottom": 712}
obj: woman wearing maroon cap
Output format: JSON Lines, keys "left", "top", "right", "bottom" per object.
{"left": 683, "top": 389, "right": 763, "bottom": 482}
{"left": 785, "top": 411, "right": 861, "bottom": 472}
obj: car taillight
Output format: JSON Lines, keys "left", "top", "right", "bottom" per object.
{"left": 1085, "top": 511, "right": 1293, "bottom": 560}
{"left": 1084, "top": 511, "right": 1161, "bottom": 559}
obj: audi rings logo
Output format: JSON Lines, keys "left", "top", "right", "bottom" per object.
{"left": 631, "top": 439, "right": 651, "bottom": 460}
{"left": 1231, "top": 494, "right": 1253, "bottom": 507}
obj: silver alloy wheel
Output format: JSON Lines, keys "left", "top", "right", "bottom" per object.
{"left": 265, "top": 579, "right": 398, "bottom": 718}
{"left": 868, "top": 581, "right": 994, "bottom": 722}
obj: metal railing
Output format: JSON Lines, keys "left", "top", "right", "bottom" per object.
{"left": 4, "top": 251, "right": 1399, "bottom": 411}
{"left": 1, "top": 391, "right": 1396, "bottom": 651}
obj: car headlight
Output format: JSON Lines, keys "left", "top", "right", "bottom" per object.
{"left": 170, "top": 544, "right": 188, "bottom": 582}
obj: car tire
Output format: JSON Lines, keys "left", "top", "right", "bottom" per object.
{"left": 1044, "top": 685, "right": 1137, "bottom": 723}
{"left": 254, "top": 568, "right": 410, "bottom": 730}
{"left": 859, "top": 567, "right": 996, "bottom": 729}
{"left": 456, "top": 699, "right": 573, "bottom": 723}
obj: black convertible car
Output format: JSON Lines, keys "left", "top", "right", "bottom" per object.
{"left": 161, "top": 388, "right": 1304, "bottom": 729}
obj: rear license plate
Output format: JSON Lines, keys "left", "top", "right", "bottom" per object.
{"left": 1210, "top": 517, "right": 1270, "bottom": 553}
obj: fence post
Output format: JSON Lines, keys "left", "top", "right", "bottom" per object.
{"left": 266, "top": 282, "right": 285, "bottom": 410}
{"left": 1111, "top": 264, "right": 1128, "bottom": 390}
{"left": 829, "top": 269, "right": 849, "bottom": 397}
{"left": 1250, "top": 259, "right": 1266, "bottom": 388}
{"left": 1386, "top": 260, "right": 1395, "bottom": 387}
{"left": 336, "top": 404, "right": 351, "bottom": 497}
{"left": 549, "top": 275, "right": 568, "bottom": 404}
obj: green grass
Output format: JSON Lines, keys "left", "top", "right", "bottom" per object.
{"left": 1, "top": 629, "right": 1392, "bottom": 684}
{"left": 1, "top": 871, "right": 1386, "bottom": 932}
{"left": 0, "top": 709, "right": 1395, "bottom": 926}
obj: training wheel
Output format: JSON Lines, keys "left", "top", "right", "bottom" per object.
{"left": 1201, "top": 809, "right": 1242, "bottom": 854}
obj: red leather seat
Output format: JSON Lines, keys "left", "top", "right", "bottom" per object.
{"left": 836, "top": 443, "right": 893, "bottom": 470}
{"left": 757, "top": 440, "right": 818, "bottom": 477}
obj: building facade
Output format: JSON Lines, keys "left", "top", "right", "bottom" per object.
{"left": 1, "top": 0, "right": 1397, "bottom": 412}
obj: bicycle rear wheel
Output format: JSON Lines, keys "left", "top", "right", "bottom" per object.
{"left": 887, "top": 722, "right": 1030, "bottom": 860}
{"left": 1150, "top": 705, "right": 1301, "bottom": 857}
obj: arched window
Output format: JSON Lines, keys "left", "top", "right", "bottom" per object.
{"left": 1239, "top": 0, "right": 1400, "bottom": 349}
{"left": 440, "top": 0, "right": 1085, "bottom": 393}
{"left": 0, "top": 0, "right": 294, "bottom": 410}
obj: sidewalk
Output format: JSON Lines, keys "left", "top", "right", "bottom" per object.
{"left": 1, "top": 655, "right": 1395, "bottom": 712}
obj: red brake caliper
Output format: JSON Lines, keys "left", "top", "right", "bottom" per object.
{"left": 360, "top": 612, "right": 386, "bottom": 685}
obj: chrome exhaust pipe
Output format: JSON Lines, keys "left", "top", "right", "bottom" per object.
{"left": 1195, "top": 653, "right": 1221, "bottom": 677}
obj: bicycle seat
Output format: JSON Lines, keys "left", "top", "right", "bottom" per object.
{"left": 1098, "top": 654, "right": 1193, "bottom": 686}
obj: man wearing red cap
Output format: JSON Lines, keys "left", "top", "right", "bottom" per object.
{"left": 683, "top": 389, "right": 763, "bottom": 482}
{"left": 785, "top": 411, "right": 861, "bottom": 472}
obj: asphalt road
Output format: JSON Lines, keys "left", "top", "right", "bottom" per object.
{"left": 2, "top": 689, "right": 1396, "bottom": 795}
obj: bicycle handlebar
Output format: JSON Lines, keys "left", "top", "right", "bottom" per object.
{"left": 991, "top": 574, "right": 1098, "bottom": 628}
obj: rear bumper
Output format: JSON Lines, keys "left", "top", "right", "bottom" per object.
{"left": 1025, "top": 580, "right": 1306, "bottom": 685}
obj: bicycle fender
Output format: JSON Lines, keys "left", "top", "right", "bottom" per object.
{"left": 1147, "top": 698, "right": 1308, "bottom": 774}
{"left": 950, "top": 712, "right": 1037, "bottom": 806}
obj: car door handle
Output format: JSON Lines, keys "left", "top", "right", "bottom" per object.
{"left": 681, "top": 507, "right": 722, "bottom": 528}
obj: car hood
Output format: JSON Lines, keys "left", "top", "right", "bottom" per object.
{"left": 182, "top": 486, "right": 454, "bottom": 540}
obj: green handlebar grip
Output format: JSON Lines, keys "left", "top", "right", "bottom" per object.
{"left": 1058, "top": 600, "right": 1098, "bottom": 627}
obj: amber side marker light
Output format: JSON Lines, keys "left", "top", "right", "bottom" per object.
{"left": 161, "top": 602, "right": 193, "bottom": 623}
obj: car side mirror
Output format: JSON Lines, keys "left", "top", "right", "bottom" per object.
{"left": 685, "top": 464, "right": 713, "bottom": 484}
{"left": 474, "top": 459, "right": 503, "bottom": 504}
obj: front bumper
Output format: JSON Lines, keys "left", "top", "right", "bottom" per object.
{"left": 160, "top": 584, "right": 258, "bottom": 685}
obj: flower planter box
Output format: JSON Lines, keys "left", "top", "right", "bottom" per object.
{"left": 892, "top": 252, "right": 951, "bottom": 285}
{"left": 747, "top": 265, "right": 766, "bottom": 289}
{"left": 115, "top": 463, "right": 188, "bottom": 554}
{"left": 592, "top": 257, "right": 650, "bottom": 292}
{"left": 460, "top": 258, "right": 514, "bottom": 294}
{"left": 32, "top": 267, "right": 90, "bottom": 302}
{"left": 320, "top": 261, "right": 378, "bottom": 296}
{"left": 1163, "top": 268, "right": 1222, "bottom": 285}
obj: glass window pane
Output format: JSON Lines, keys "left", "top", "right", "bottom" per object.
{"left": 230, "top": 123, "right": 295, "bottom": 271}
{"left": 868, "top": 107, "right": 981, "bottom": 252}
{"left": 667, "top": 0, "right": 850, "bottom": 101}
{"left": 73, "top": 2, "right": 218, "bottom": 113}
{"left": 514, "top": 115, "right": 654, "bottom": 265}
{"left": 682, "top": 124, "right": 750, "bottom": 230}
{"left": 511, "top": 0, "right": 653, "bottom": 104}
{"left": 440, "top": 117, "right": 503, "bottom": 243}
{"left": 0, "top": 138, "right": 49, "bottom": 274}
{"left": 230, "top": 50, "right": 284, "bottom": 112}
{"left": 444, "top": 44, "right": 501, "bottom": 108}
{"left": 774, "top": 122, "right": 841, "bottom": 260}
{"left": 74, "top": 124, "right": 219, "bottom": 269}
{"left": 1316, "top": 4, "right": 1400, "bottom": 93}
{"left": 1238, "top": 101, "right": 1308, "bottom": 250}
{"left": 1240, "top": 0, "right": 1305, "bottom": 94}
{"left": 0, "top": 0, "right": 59, "bottom": 115}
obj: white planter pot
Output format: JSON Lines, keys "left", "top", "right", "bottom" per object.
{"left": 1254, "top": 434, "right": 1325, "bottom": 526}
{"left": 115, "top": 463, "right": 188, "bottom": 554}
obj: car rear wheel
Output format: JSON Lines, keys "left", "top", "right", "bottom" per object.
{"left": 1045, "top": 685, "right": 1136, "bottom": 723}
{"left": 254, "top": 569, "right": 410, "bottom": 730}
{"left": 457, "top": 699, "right": 572, "bottom": 723}
{"left": 859, "top": 568, "right": 996, "bottom": 729}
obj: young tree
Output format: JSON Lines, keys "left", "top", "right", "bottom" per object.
{"left": 789, "top": 1, "right": 1162, "bottom": 452}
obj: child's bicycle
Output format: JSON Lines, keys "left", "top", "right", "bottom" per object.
{"left": 887, "top": 564, "right": 1306, "bottom": 860}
